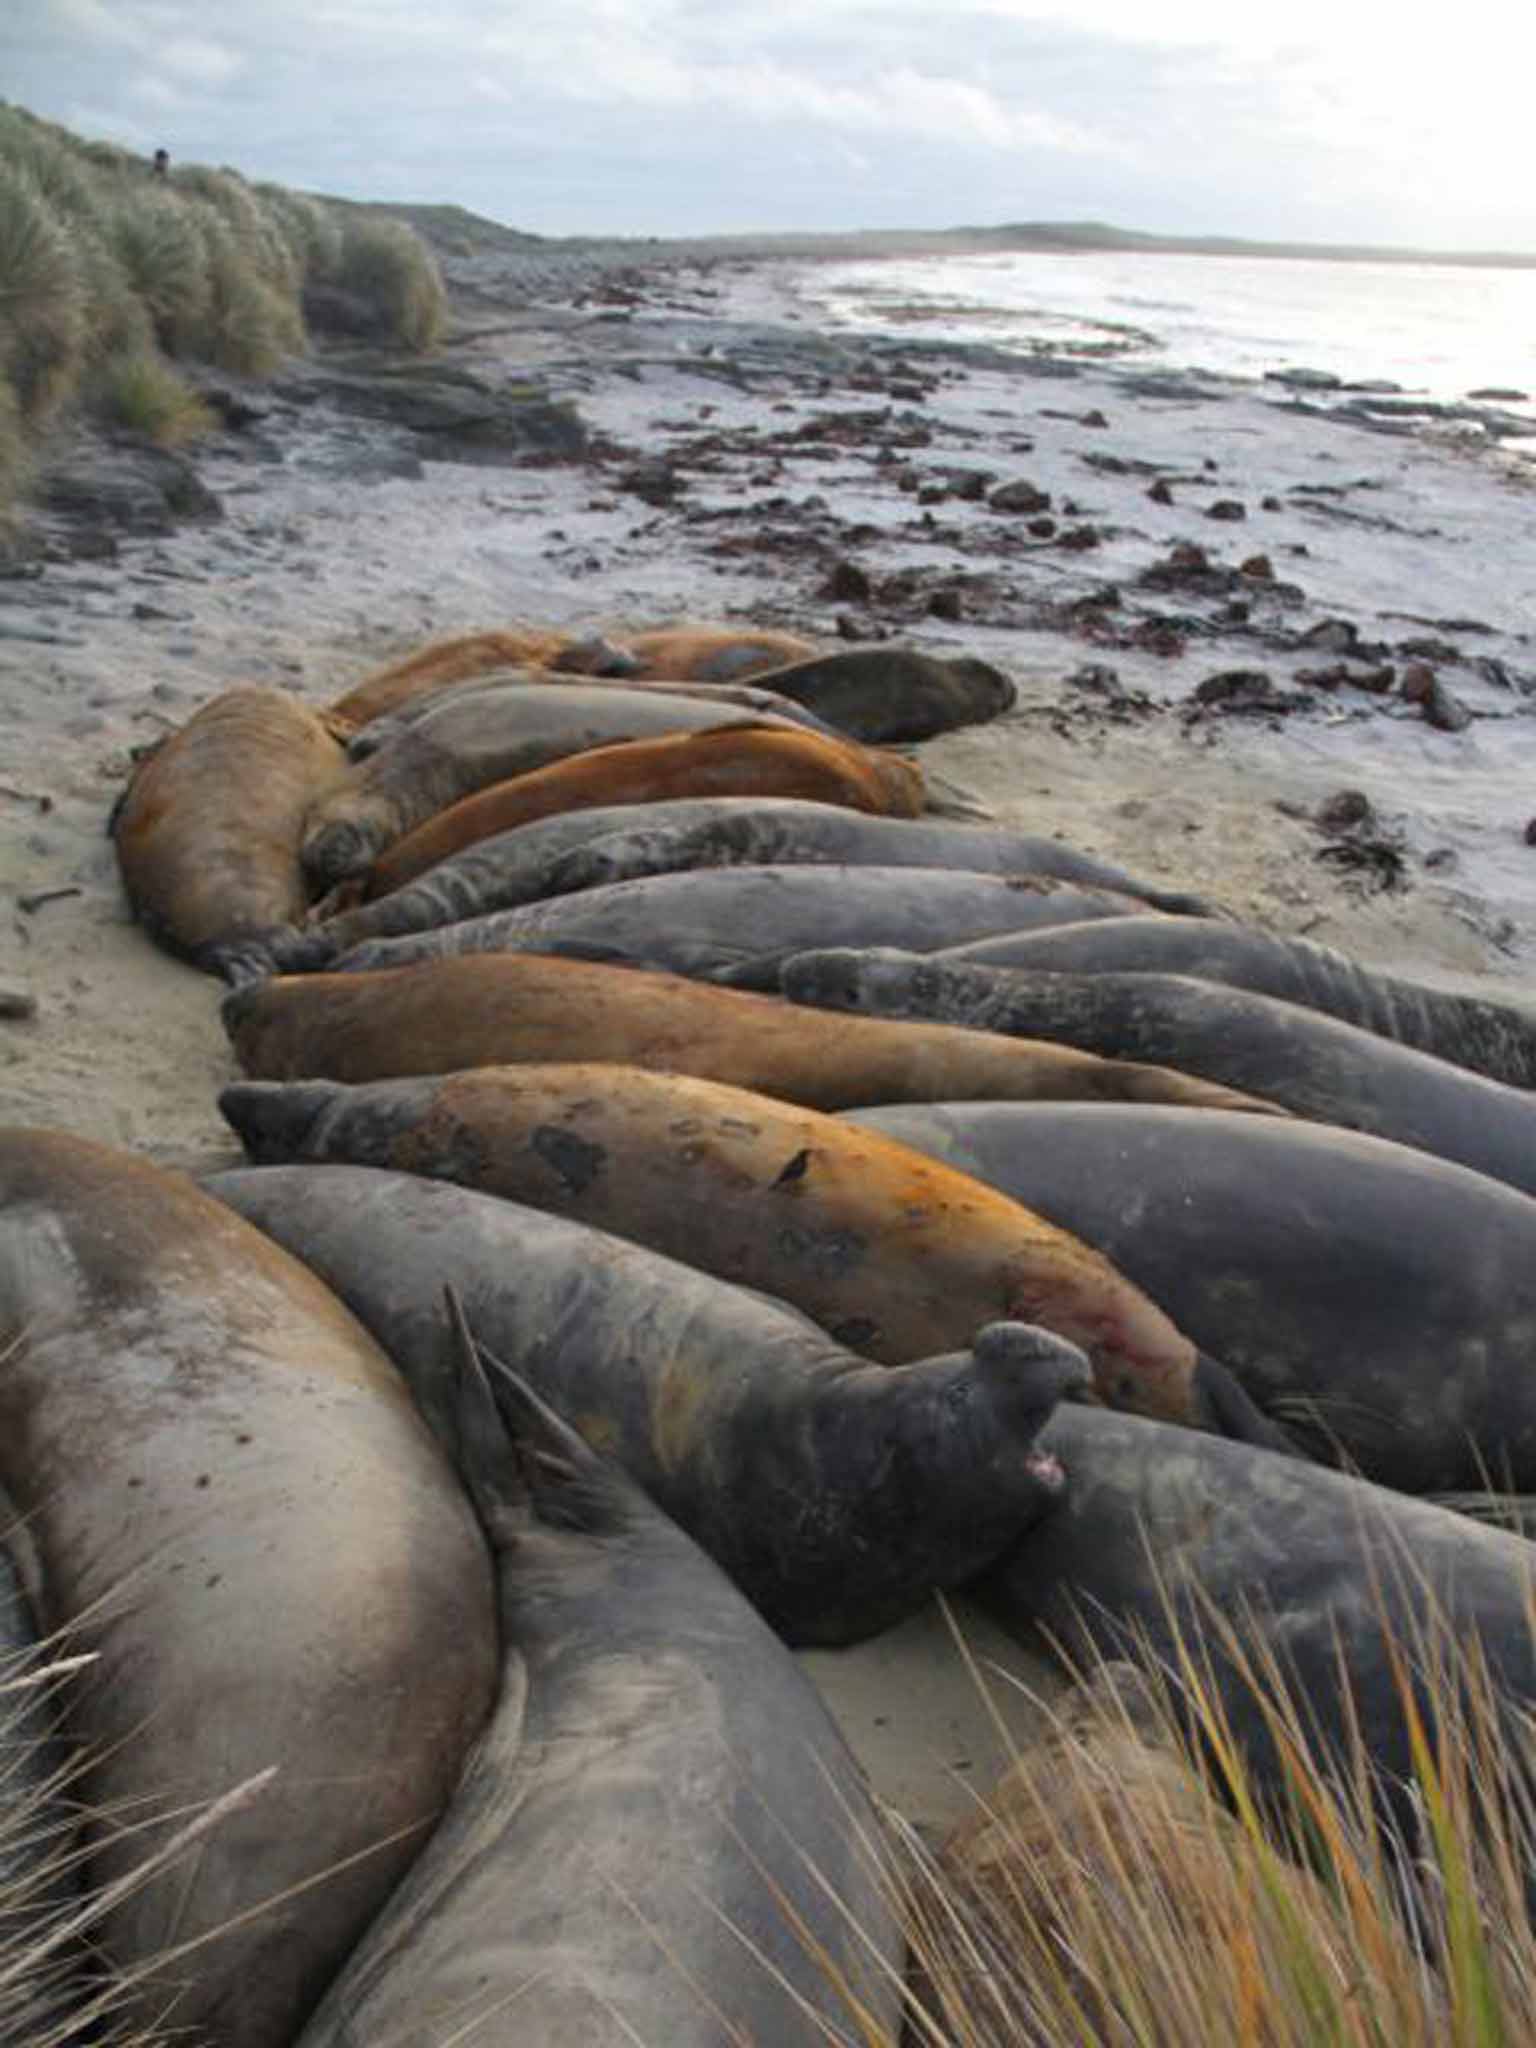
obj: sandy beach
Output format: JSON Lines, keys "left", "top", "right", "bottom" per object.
{"left": 4, "top": 236, "right": 1536, "bottom": 1836}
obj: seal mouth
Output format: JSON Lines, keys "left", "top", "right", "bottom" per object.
{"left": 1024, "top": 1448, "right": 1067, "bottom": 1493}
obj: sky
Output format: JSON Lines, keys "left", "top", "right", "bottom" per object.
{"left": 5, "top": 0, "right": 1535, "bottom": 251}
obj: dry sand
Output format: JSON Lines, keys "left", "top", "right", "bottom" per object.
{"left": 3, "top": 249, "right": 1535, "bottom": 1836}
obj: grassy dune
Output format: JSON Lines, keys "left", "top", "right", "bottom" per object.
{"left": 0, "top": 103, "right": 446, "bottom": 519}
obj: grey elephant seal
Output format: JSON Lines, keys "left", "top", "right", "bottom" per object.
{"left": 293, "top": 1305, "right": 904, "bottom": 2047}
{"left": 251, "top": 795, "right": 1215, "bottom": 977}
{"left": 725, "top": 644, "right": 1015, "bottom": 741}
{"left": 0, "top": 1129, "right": 496, "bottom": 2047}
{"left": 983, "top": 1405, "right": 1536, "bottom": 1909}
{"left": 785, "top": 948, "right": 1536, "bottom": 1200}
{"left": 299, "top": 682, "right": 813, "bottom": 888}
{"left": 848, "top": 1100, "right": 1536, "bottom": 1492}
{"left": 329, "top": 864, "right": 1169, "bottom": 988}
{"left": 205, "top": 1163, "right": 1087, "bottom": 1645}
{"left": 940, "top": 911, "right": 1536, "bottom": 1089}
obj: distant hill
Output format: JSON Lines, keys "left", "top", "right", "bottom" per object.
{"left": 328, "top": 196, "right": 1536, "bottom": 273}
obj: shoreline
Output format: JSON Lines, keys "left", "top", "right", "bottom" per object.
{"left": 4, "top": 245, "right": 1536, "bottom": 1836}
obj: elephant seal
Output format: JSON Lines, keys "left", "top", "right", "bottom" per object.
{"left": 848, "top": 1101, "right": 1536, "bottom": 1492}
{"left": 329, "top": 864, "right": 1178, "bottom": 988}
{"left": 339, "top": 670, "right": 841, "bottom": 749}
{"left": 234, "top": 799, "right": 734, "bottom": 978}
{"left": 223, "top": 951, "right": 1286, "bottom": 1118}
{"left": 299, "top": 683, "right": 811, "bottom": 889}
{"left": 786, "top": 949, "right": 1536, "bottom": 1201}
{"left": 940, "top": 912, "right": 1536, "bottom": 1090}
{"left": 723, "top": 645, "right": 1016, "bottom": 742}
{"left": 112, "top": 686, "right": 348, "bottom": 974}
{"left": 293, "top": 1308, "right": 904, "bottom": 2047}
{"left": 619, "top": 623, "right": 821, "bottom": 682}
{"left": 545, "top": 796, "right": 1220, "bottom": 917}
{"left": 982, "top": 1406, "right": 1536, "bottom": 1903}
{"left": 325, "top": 626, "right": 637, "bottom": 729}
{"left": 217, "top": 1063, "right": 1288, "bottom": 1447}
{"left": 255, "top": 795, "right": 1214, "bottom": 979}
{"left": 359, "top": 722, "right": 925, "bottom": 897}
{"left": 0, "top": 1129, "right": 496, "bottom": 2047}
{"left": 206, "top": 1163, "right": 1087, "bottom": 1644}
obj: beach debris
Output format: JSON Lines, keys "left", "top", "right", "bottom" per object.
{"left": 1309, "top": 788, "right": 1409, "bottom": 892}
{"left": 1401, "top": 664, "right": 1473, "bottom": 732}
{"left": 1147, "top": 479, "right": 1174, "bottom": 504}
{"left": 1191, "top": 669, "right": 1308, "bottom": 715}
{"left": 1205, "top": 499, "right": 1247, "bottom": 521}
{"left": 820, "top": 559, "right": 872, "bottom": 603}
{"left": 17, "top": 886, "right": 81, "bottom": 916}
{"left": 989, "top": 479, "right": 1052, "bottom": 515}
{"left": 1264, "top": 366, "right": 1342, "bottom": 389}
{"left": 0, "top": 985, "right": 37, "bottom": 1021}
{"left": 1296, "top": 662, "right": 1396, "bottom": 695}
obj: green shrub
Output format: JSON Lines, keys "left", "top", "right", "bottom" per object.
{"left": 73, "top": 227, "right": 154, "bottom": 363}
{"left": 173, "top": 164, "right": 302, "bottom": 296}
{"left": 0, "top": 107, "right": 112, "bottom": 235}
{"left": 107, "top": 186, "right": 211, "bottom": 355}
{"left": 92, "top": 347, "right": 216, "bottom": 446}
{"left": 330, "top": 216, "right": 447, "bottom": 350}
{"left": 191, "top": 209, "right": 303, "bottom": 374}
{"left": 0, "top": 160, "right": 87, "bottom": 421}
{"left": 0, "top": 379, "right": 31, "bottom": 525}
{"left": 256, "top": 183, "right": 342, "bottom": 281}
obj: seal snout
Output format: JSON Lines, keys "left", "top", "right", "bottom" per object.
{"left": 219, "top": 1080, "right": 344, "bottom": 1162}
{"left": 971, "top": 1319, "right": 1093, "bottom": 1423}
{"left": 779, "top": 947, "right": 874, "bottom": 1012}
{"left": 302, "top": 818, "right": 374, "bottom": 890}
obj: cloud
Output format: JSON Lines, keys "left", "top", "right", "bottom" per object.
{"left": 3, "top": 0, "right": 1534, "bottom": 244}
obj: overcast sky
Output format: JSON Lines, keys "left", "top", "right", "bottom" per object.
{"left": 6, "top": 0, "right": 1534, "bottom": 250}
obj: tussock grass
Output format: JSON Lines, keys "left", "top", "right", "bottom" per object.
{"left": 0, "top": 159, "right": 88, "bottom": 423}
{"left": 0, "top": 101, "right": 445, "bottom": 520}
{"left": 875, "top": 1587, "right": 1536, "bottom": 2047}
{"left": 91, "top": 349, "right": 217, "bottom": 447}
{"left": 329, "top": 215, "right": 448, "bottom": 351}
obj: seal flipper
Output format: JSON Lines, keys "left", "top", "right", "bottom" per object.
{"left": 443, "top": 1287, "right": 632, "bottom": 1545}
{"left": 1192, "top": 1352, "right": 1300, "bottom": 1458}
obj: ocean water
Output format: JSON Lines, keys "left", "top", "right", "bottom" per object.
{"left": 798, "top": 248, "right": 1536, "bottom": 422}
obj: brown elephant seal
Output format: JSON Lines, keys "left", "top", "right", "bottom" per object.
{"left": 617, "top": 622, "right": 820, "bottom": 682}
{"left": 298, "top": 683, "right": 810, "bottom": 889}
{"left": 217, "top": 1063, "right": 1289, "bottom": 1448}
{"left": 0, "top": 1129, "right": 496, "bottom": 2047}
{"left": 205, "top": 1162, "right": 1087, "bottom": 1644}
{"left": 785, "top": 948, "right": 1536, "bottom": 1201}
{"left": 293, "top": 1307, "right": 903, "bottom": 2046}
{"left": 359, "top": 721, "right": 925, "bottom": 897}
{"left": 325, "top": 626, "right": 637, "bottom": 729}
{"left": 848, "top": 1100, "right": 1536, "bottom": 1492}
{"left": 940, "top": 912, "right": 1536, "bottom": 1090}
{"left": 725, "top": 644, "right": 1016, "bottom": 741}
{"left": 222, "top": 950, "right": 1288, "bottom": 1120}
{"left": 112, "top": 686, "right": 348, "bottom": 974}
